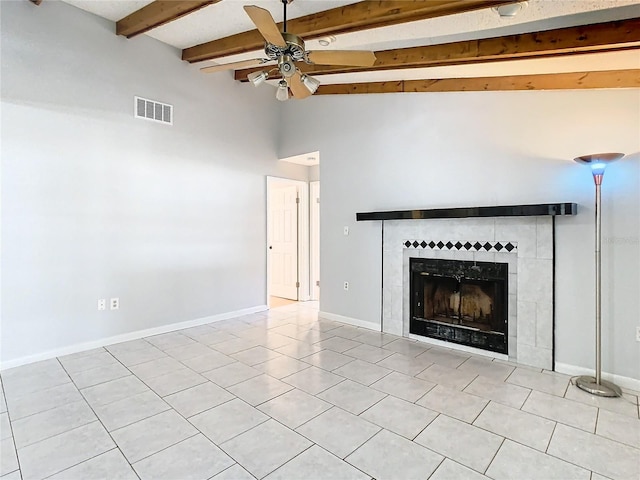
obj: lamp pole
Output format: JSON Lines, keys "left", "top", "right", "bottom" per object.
{"left": 574, "top": 153, "right": 624, "bottom": 397}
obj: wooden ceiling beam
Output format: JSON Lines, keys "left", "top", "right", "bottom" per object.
{"left": 314, "top": 69, "right": 640, "bottom": 94}
{"left": 235, "top": 17, "right": 640, "bottom": 81}
{"left": 182, "top": 0, "right": 515, "bottom": 63}
{"left": 117, "top": 1, "right": 220, "bottom": 38}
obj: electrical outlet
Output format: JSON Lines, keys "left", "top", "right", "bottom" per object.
{"left": 343, "top": 226, "right": 349, "bottom": 236}
{"left": 636, "top": 326, "right": 640, "bottom": 342}
{"left": 343, "top": 281, "right": 349, "bottom": 291}
{"left": 97, "top": 299, "right": 106, "bottom": 311}
{"left": 110, "top": 298, "right": 120, "bottom": 310}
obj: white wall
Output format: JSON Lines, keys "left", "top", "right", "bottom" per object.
{"left": 277, "top": 90, "right": 640, "bottom": 381}
{"left": 0, "top": 0, "right": 309, "bottom": 365}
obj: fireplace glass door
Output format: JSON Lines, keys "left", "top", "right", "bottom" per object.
{"left": 410, "top": 258, "right": 508, "bottom": 354}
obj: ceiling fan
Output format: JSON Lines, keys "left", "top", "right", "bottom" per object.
{"left": 200, "top": 0, "right": 377, "bottom": 100}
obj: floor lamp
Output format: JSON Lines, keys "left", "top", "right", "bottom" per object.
{"left": 574, "top": 152, "right": 624, "bottom": 397}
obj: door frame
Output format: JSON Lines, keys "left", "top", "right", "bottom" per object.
{"left": 266, "top": 176, "right": 310, "bottom": 306}
{"left": 310, "top": 181, "right": 320, "bottom": 301}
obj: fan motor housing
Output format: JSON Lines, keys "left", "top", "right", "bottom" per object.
{"left": 265, "top": 33, "right": 306, "bottom": 62}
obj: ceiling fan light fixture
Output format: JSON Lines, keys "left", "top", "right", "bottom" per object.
{"left": 247, "top": 70, "right": 268, "bottom": 86}
{"left": 301, "top": 74, "right": 320, "bottom": 94}
{"left": 278, "top": 54, "right": 297, "bottom": 78}
{"left": 276, "top": 80, "right": 289, "bottom": 101}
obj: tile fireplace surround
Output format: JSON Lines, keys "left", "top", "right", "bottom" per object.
{"left": 358, "top": 204, "right": 577, "bottom": 370}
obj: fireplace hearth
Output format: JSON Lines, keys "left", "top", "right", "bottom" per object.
{"left": 410, "top": 258, "right": 508, "bottom": 354}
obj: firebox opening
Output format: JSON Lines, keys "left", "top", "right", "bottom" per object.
{"left": 410, "top": 258, "right": 508, "bottom": 354}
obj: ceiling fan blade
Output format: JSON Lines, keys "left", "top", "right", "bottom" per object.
{"left": 244, "top": 5, "right": 286, "bottom": 48}
{"left": 200, "top": 58, "right": 268, "bottom": 73}
{"left": 288, "top": 72, "right": 313, "bottom": 100}
{"left": 307, "top": 50, "right": 377, "bottom": 67}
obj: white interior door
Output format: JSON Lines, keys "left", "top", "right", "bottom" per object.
{"left": 270, "top": 185, "right": 298, "bottom": 300}
{"left": 310, "top": 181, "right": 320, "bottom": 301}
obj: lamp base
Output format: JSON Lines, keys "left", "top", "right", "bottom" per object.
{"left": 575, "top": 376, "right": 622, "bottom": 397}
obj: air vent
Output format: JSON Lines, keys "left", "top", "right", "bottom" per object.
{"left": 134, "top": 96, "right": 172, "bottom": 125}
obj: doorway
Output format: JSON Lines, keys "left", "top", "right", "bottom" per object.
{"left": 266, "top": 177, "right": 309, "bottom": 306}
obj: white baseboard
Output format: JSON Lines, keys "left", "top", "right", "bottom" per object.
{"left": 555, "top": 362, "right": 640, "bottom": 393}
{"left": 0, "top": 305, "right": 268, "bottom": 371}
{"left": 318, "top": 311, "right": 380, "bottom": 331}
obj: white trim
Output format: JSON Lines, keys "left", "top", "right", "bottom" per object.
{"left": 279, "top": 151, "right": 319, "bottom": 166}
{"left": 555, "top": 362, "right": 640, "bottom": 393}
{"left": 310, "top": 181, "right": 320, "bottom": 301}
{"left": 409, "top": 334, "right": 509, "bottom": 361}
{"left": 0, "top": 305, "right": 267, "bottom": 371}
{"left": 266, "top": 176, "right": 310, "bottom": 304}
{"left": 298, "top": 182, "right": 310, "bottom": 301}
{"left": 319, "top": 311, "right": 379, "bottom": 331}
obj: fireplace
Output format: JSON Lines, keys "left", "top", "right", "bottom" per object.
{"left": 356, "top": 204, "right": 574, "bottom": 369}
{"left": 410, "top": 258, "right": 508, "bottom": 354}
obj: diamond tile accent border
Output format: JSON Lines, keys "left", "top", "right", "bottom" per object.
{"left": 403, "top": 240, "right": 518, "bottom": 253}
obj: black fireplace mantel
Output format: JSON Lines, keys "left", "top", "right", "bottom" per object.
{"left": 356, "top": 203, "right": 577, "bottom": 222}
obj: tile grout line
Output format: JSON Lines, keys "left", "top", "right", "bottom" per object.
{"left": 282, "top": 373, "right": 348, "bottom": 397}
{"left": 543, "top": 432, "right": 619, "bottom": 475}
{"left": 511, "top": 400, "right": 640, "bottom": 475}
{"left": 291, "top": 395, "right": 361, "bottom": 432}
{"left": 10, "top": 399, "right": 100, "bottom": 450}
{"left": 195, "top": 413, "right": 271, "bottom": 450}
{"left": 253, "top": 443, "right": 316, "bottom": 479}
{"left": 128, "top": 432, "right": 202, "bottom": 466}
{"left": 55, "top": 357, "right": 143, "bottom": 480}
{"left": 279, "top": 441, "right": 374, "bottom": 480}
{"left": 482, "top": 437, "right": 506, "bottom": 476}
{"left": 518, "top": 387, "right": 534, "bottom": 412}
{"left": 421, "top": 407, "right": 597, "bottom": 477}
{"left": 210, "top": 401, "right": 373, "bottom": 477}
{"left": 464, "top": 402, "right": 563, "bottom": 457}
{"left": 218, "top": 387, "right": 386, "bottom": 478}
{"left": 39, "top": 447, "right": 126, "bottom": 480}
{"left": 205, "top": 462, "right": 248, "bottom": 480}
{"left": 0, "top": 378, "right": 23, "bottom": 479}
{"left": 353, "top": 391, "right": 391, "bottom": 418}
{"left": 545, "top": 421, "right": 559, "bottom": 454}
{"left": 470, "top": 398, "right": 492, "bottom": 425}
{"left": 0, "top": 380, "right": 80, "bottom": 424}
{"left": 410, "top": 413, "right": 441, "bottom": 442}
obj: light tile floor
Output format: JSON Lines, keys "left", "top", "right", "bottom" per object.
{"left": 1, "top": 301, "right": 639, "bottom": 480}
